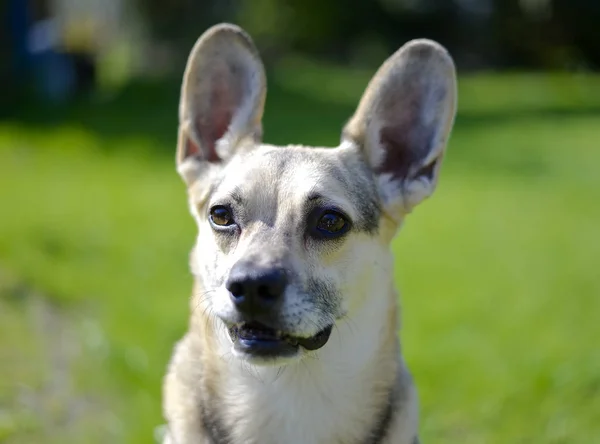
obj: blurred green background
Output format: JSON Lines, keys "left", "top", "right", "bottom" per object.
{"left": 1, "top": 1, "right": 600, "bottom": 443}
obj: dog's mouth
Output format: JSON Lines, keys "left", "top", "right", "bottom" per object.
{"left": 227, "top": 322, "right": 333, "bottom": 358}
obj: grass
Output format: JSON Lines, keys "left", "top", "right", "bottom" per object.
{"left": 1, "top": 64, "right": 600, "bottom": 443}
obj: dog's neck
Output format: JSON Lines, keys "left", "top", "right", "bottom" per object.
{"left": 191, "top": 281, "right": 402, "bottom": 444}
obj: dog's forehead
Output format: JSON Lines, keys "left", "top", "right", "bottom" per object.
{"left": 211, "top": 144, "right": 381, "bottom": 232}
{"left": 217, "top": 145, "right": 344, "bottom": 200}
{"left": 239, "top": 145, "right": 327, "bottom": 177}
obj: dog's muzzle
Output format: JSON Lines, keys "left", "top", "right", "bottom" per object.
{"left": 224, "top": 262, "right": 333, "bottom": 358}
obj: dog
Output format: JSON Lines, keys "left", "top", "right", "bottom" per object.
{"left": 162, "top": 23, "right": 457, "bottom": 444}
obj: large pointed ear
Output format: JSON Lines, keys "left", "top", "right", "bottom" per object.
{"left": 342, "top": 39, "right": 457, "bottom": 222}
{"left": 177, "top": 23, "right": 266, "bottom": 184}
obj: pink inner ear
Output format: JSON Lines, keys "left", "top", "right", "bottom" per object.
{"left": 375, "top": 89, "right": 437, "bottom": 181}
{"left": 184, "top": 138, "right": 202, "bottom": 158}
{"left": 194, "top": 68, "right": 239, "bottom": 163}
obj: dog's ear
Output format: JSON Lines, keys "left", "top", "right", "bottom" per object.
{"left": 177, "top": 23, "right": 266, "bottom": 184}
{"left": 342, "top": 39, "right": 457, "bottom": 221}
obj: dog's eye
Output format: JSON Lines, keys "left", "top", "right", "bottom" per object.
{"left": 315, "top": 211, "right": 349, "bottom": 237}
{"left": 210, "top": 206, "right": 234, "bottom": 227}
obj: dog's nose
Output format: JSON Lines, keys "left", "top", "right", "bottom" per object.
{"left": 226, "top": 264, "right": 287, "bottom": 315}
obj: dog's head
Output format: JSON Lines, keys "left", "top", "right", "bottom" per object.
{"left": 177, "top": 24, "right": 456, "bottom": 365}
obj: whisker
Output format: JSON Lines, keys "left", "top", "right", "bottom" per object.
{"left": 273, "top": 366, "right": 286, "bottom": 383}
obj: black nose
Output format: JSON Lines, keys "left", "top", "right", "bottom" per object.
{"left": 226, "top": 263, "right": 288, "bottom": 315}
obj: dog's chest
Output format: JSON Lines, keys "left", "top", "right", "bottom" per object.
{"left": 218, "top": 365, "right": 380, "bottom": 444}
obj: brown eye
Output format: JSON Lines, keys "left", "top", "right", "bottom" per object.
{"left": 210, "top": 206, "right": 234, "bottom": 227}
{"left": 315, "top": 211, "right": 349, "bottom": 237}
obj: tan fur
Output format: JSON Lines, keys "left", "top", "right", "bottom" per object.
{"left": 162, "top": 23, "right": 456, "bottom": 444}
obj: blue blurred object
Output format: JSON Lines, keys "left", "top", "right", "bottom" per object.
{"left": 32, "top": 49, "right": 76, "bottom": 103}
{"left": 7, "top": 0, "right": 76, "bottom": 103}
{"left": 27, "top": 18, "right": 76, "bottom": 103}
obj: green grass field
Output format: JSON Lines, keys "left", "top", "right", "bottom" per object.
{"left": 1, "top": 65, "right": 600, "bottom": 443}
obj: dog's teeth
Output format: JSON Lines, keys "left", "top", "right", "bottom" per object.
{"left": 285, "top": 337, "right": 298, "bottom": 346}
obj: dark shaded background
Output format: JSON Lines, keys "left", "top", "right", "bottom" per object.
{"left": 2, "top": 0, "right": 600, "bottom": 112}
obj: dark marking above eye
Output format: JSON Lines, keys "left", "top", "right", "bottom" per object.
{"left": 230, "top": 189, "right": 244, "bottom": 205}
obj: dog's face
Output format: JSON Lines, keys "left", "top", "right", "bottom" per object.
{"left": 177, "top": 24, "right": 456, "bottom": 365}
